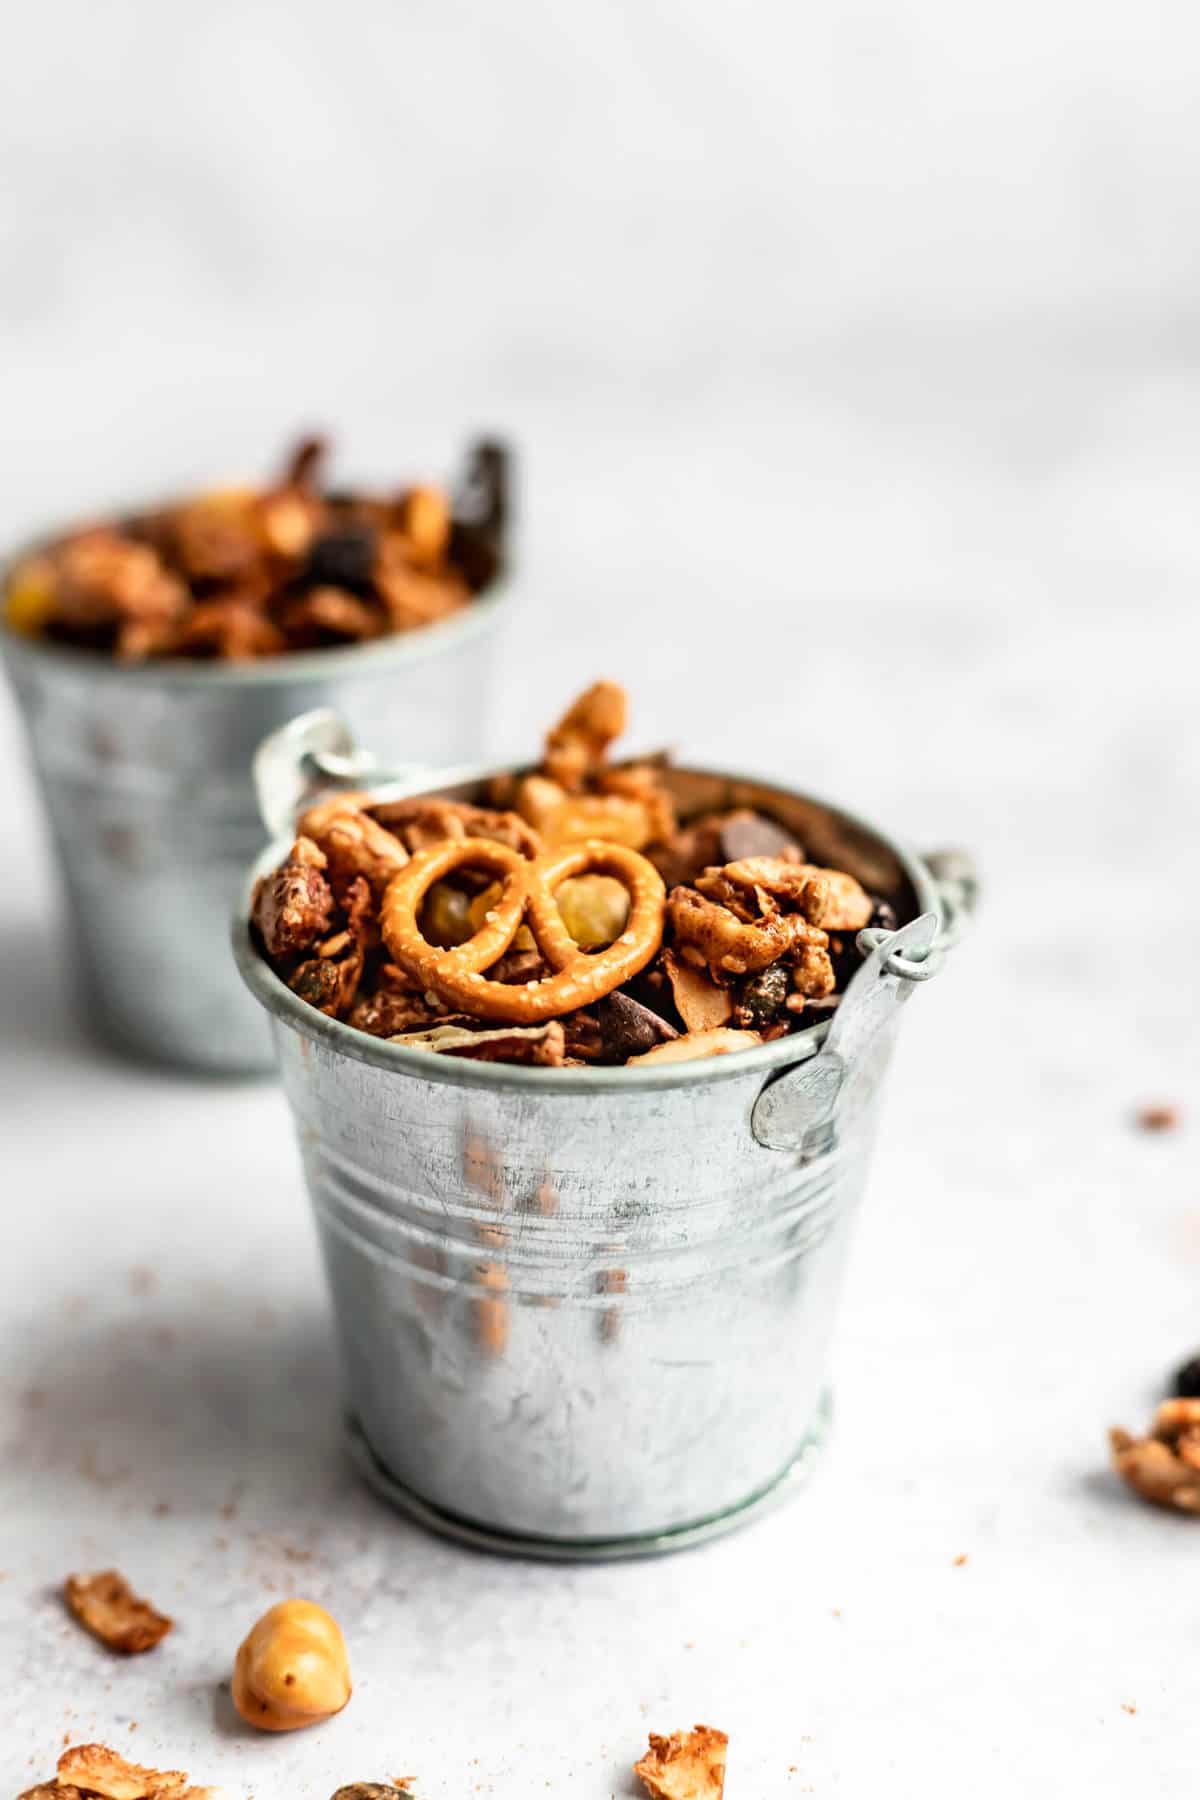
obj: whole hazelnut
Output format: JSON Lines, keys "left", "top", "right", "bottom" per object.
{"left": 232, "top": 1598, "right": 351, "bottom": 1732}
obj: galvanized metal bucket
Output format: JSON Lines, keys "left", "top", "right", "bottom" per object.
{"left": 234, "top": 715, "right": 975, "bottom": 1556}
{"left": 2, "top": 579, "right": 508, "bottom": 1072}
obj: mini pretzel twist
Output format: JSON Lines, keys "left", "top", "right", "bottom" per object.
{"left": 380, "top": 837, "right": 666, "bottom": 1023}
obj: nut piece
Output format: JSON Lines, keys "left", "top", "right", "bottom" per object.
{"left": 53, "top": 1743, "right": 198, "bottom": 1798}
{"left": 297, "top": 799, "right": 409, "bottom": 899}
{"left": 232, "top": 1598, "right": 352, "bottom": 1732}
{"left": 252, "top": 837, "right": 335, "bottom": 958}
{"left": 667, "top": 886, "right": 809, "bottom": 976}
{"left": 626, "top": 1028, "right": 761, "bottom": 1066}
{"left": 64, "top": 1570, "right": 173, "bottom": 1655}
{"left": 1110, "top": 1399, "right": 1200, "bottom": 1513}
{"left": 662, "top": 951, "right": 733, "bottom": 1032}
{"left": 634, "top": 1725, "right": 728, "bottom": 1800}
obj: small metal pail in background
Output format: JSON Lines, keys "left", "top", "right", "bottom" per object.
{"left": 2, "top": 582, "right": 508, "bottom": 1073}
{"left": 234, "top": 718, "right": 975, "bottom": 1557}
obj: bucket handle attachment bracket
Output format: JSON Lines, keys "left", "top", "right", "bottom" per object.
{"left": 751, "top": 909, "right": 941, "bottom": 1153}
{"left": 253, "top": 709, "right": 425, "bottom": 841}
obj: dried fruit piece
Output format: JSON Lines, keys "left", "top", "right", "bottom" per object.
{"left": 64, "top": 1570, "right": 173, "bottom": 1655}
{"left": 626, "top": 1028, "right": 760, "bottom": 1066}
{"left": 232, "top": 1598, "right": 352, "bottom": 1732}
{"left": 1110, "top": 1399, "right": 1200, "bottom": 1513}
{"left": 556, "top": 873, "right": 631, "bottom": 948}
{"left": 634, "top": 1724, "right": 728, "bottom": 1799}
{"left": 420, "top": 879, "right": 477, "bottom": 947}
{"left": 4, "top": 554, "right": 58, "bottom": 636}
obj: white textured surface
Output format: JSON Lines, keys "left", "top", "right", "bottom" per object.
{"left": 3, "top": 3, "right": 1200, "bottom": 1795}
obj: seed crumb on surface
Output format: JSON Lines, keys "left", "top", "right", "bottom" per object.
{"left": 1136, "top": 1103, "right": 1180, "bottom": 1132}
{"left": 953, "top": 1553, "right": 968, "bottom": 1566}
{"left": 1121, "top": 1702, "right": 1137, "bottom": 1715}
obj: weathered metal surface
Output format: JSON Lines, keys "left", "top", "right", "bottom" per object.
{"left": 1, "top": 587, "right": 507, "bottom": 1071}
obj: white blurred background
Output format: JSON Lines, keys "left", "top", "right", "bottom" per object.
{"left": 3, "top": 0, "right": 1198, "bottom": 830}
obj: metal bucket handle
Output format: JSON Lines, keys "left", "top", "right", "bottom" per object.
{"left": 253, "top": 707, "right": 428, "bottom": 841}
{"left": 751, "top": 851, "right": 977, "bottom": 1152}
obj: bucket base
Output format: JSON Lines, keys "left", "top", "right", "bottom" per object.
{"left": 346, "top": 1394, "right": 832, "bottom": 1562}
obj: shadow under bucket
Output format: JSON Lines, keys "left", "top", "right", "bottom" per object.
{"left": 234, "top": 735, "right": 975, "bottom": 1556}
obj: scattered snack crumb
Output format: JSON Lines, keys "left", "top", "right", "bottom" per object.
{"left": 64, "top": 1572, "right": 173, "bottom": 1655}
{"left": 1110, "top": 1399, "right": 1200, "bottom": 1512}
{"left": 18, "top": 1740, "right": 222, "bottom": 1799}
{"left": 232, "top": 1598, "right": 351, "bottom": 1732}
{"left": 952, "top": 1553, "right": 968, "bottom": 1567}
{"left": 1136, "top": 1103, "right": 1180, "bottom": 1133}
{"left": 1121, "top": 1702, "right": 1137, "bottom": 1715}
{"left": 634, "top": 1725, "right": 728, "bottom": 1800}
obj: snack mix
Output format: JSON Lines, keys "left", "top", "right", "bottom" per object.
{"left": 251, "top": 681, "right": 901, "bottom": 1066}
{"left": 634, "top": 1725, "right": 728, "bottom": 1800}
{"left": 3, "top": 436, "right": 508, "bottom": 661}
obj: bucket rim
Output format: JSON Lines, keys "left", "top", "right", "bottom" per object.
{"left": 0, "top": 521, "right": 510, "bottom": 689}
{"left": 232, "top": 758, "right": 941, "bottom": 1095}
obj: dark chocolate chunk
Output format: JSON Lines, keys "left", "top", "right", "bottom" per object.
{"left": 593, "top": 991, "right": 678, "bottom": 1061}
{"left": 280, "top": 433, "right": 328, "bottom": 490}
{"left": 451, "top": 438, "right": 511, "bottom": 590}
{"left": 304, "top": 527, "right": 378, "bottom": 595}
{"left": 718, "top": 810, "right": 800, "bottom": 863}
{"left": 1174, "top": 1356, "right": 1200, "bottom": 1399}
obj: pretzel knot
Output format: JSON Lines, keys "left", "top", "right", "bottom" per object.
{"left": 380, "top": 836, "right": 666, "bottom": 1023}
